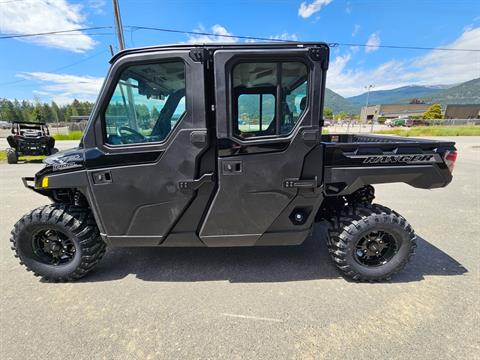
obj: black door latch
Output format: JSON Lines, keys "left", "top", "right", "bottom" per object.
{"left": 92, "top": 171, "right": 112, "bottom": 184}
{"left": 178, "top": 173, "right": 214, "bottom": 191}
{"left": 283, "top": 176, "right": 318, "bottom": 189}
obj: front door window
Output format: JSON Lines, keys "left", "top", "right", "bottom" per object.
{"left": 104, "top": 61, "right": 186, "bottom": 145}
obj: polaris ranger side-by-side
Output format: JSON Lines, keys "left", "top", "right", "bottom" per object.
{"left": 11, "top": 43, "right": 457, "bottom": 282}
{"left": 6, "top": 121, "right": 58, "bottom": 164}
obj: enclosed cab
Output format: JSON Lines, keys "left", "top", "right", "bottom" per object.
{"left": 11, "top": 43, "right": 456, "bottom": 282}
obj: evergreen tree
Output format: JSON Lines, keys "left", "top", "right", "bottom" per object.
{"left": 422, "top": 104, "right": 443, "bottom": 120}
{"left": 51, "top": 101, "right": 60, "bottom": 122}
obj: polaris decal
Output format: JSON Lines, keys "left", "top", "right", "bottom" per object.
{"left": 46, "top": 154, "right": 83, "bottom": 171}
{"left": 347, "top": 154, "right": 442, "bottom": 164}
{"left": 52, "top": 163, "right": 82, "bottom": 171}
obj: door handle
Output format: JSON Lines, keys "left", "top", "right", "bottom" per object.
{"left": 283, "top": 176, "right": 318, "bottom": 189}
{"left": 222, "top": 160, "right": 242, "bottom": 175}
{"left": 178, "top": 173, "right": 214, "bottom": 191}
{"left": 92, "top": 170, "right": 112, "bottom": 184}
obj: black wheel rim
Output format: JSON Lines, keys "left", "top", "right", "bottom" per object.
{"left": 354, "top": 230, "right": 398, "bottom": 267}
{"left": 32, "top": 229, "right": 76, "bottom": 265}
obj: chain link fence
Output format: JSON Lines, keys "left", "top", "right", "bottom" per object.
{"left": 325, "top": 119, "right": 480, "bottom": 134}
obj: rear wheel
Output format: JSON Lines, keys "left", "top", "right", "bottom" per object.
{"left": 327, "top": 204, "right": 416, "bottom": 281}
{"left": 6, "top": 148, "right": 18, "bottom": 164}
{"left": 11, "top": 204, "right": 106, "bottom": 282}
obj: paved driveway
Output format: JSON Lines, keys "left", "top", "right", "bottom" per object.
{"left": 1, "top": 137, "right": 479, "bottom": 359}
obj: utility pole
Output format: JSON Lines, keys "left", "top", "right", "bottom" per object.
{"left": 112, "top": 0, "right": 125, "bottom": 51}
{"left": 111, "top": 0, "right": 138, "bottom": 130}
{"left": 364, "top": 84, "right": 374, "bottom": 132}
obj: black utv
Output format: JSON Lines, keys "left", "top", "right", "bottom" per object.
{"left": 11, "top": 43, "right": 457, "bottom": 282}
{"left": 6, "top": 121, "right": 58, "bottom": 163}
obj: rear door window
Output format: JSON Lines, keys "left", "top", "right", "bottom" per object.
{"left": 232, "top": 61, "right": 308, "bottom": 139}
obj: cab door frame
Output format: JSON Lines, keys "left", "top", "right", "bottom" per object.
{"left": 83, "top": 49, "right": 212, "bottom": 246}
{"left": 200, "top": 46, "right": 329, "bottom": 246}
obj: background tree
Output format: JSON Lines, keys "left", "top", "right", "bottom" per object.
{"left": 422, "top": 103, "right": 443, "bottom": 119}
{"left": 0, "top": 98, "right": 95, "bottom": 123}
{"left": 335, "top": 111, "right": 348, "bottom": 121}
{"left": 323, "top": 107, "right": 333, "bottom": 119}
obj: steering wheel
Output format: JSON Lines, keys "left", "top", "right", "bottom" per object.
{"left": 117, "top": 126, "right": 146, "bottom": 143}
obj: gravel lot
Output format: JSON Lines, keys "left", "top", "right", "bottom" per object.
{"left": 1, "top": 137, "right": 479, "bottom": 359}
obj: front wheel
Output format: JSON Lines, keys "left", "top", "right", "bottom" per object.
{"left": 6, "top": 148, "right": 18, "bottom": 164}
{"left": 11, "top": 204, "right": 106, "bottom": 282}
{"left": 327, "top": 204, "right": 416, "bottom": 281}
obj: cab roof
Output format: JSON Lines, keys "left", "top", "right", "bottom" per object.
{"left": 110, "top": 42, "right": 329, "bottom": 63}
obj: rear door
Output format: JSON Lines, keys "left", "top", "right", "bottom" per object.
{"left": 86, "top": 49, "right": 211, "bottom": 246}
{"left": 200, "top": 45, "right": 328, "bottom": 246}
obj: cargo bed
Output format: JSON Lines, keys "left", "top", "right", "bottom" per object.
{"left": 319, "top": 133, "right": 456, "bottom": 194}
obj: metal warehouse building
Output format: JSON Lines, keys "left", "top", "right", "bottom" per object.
{"left": 360, "top": 104, "right": 431, "bottom": 122}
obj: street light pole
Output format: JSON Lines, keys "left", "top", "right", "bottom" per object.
{"left": 364, "top": 84, "right": 374, "bottom": 132}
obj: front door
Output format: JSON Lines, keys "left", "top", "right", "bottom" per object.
{"left": 86, "top": 50, "right": 210, "bottom": 246}
{"left": 200, "top": 46, "right": 328, "bottom": 246}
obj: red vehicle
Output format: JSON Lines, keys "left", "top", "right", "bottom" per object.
{"left": 406, "top": 119, "right": 430, "bottom": 127}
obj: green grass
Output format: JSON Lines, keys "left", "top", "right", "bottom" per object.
{"left": 52, "top": 131, "right": 83, "bottom": 140}
{"left": 0, "top": 150, "right": 46, "bottom": 163}
{"left": 375, "top": 126, "right": 480, "bottom": 137}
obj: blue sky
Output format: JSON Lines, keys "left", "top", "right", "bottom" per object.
{"left": 0, "top": 0, "right": 479, "bottom": 104}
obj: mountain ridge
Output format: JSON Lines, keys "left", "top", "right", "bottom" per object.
{"left": 325, "top": 78, "right": 480, "bottom": 113}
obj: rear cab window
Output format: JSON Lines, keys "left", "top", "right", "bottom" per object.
{"left": 232, "top": 61, "right": 308, "bottom": 140}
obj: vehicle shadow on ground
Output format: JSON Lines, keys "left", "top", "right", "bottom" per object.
{"left": 81, "top": 224, "right": 468, "bottom": 284}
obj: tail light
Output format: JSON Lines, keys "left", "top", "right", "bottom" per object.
{"left": 443, "top": 150, "right": 457, "bottom": 173}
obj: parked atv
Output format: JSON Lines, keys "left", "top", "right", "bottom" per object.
{"left": 6, "top": 121, "right": 58, "bottom": 164}
{"left": 10, "top": 43, "right": 457, "bottom": 282}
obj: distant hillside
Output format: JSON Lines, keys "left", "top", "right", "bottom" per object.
{"left": 346, "top": 78, "right": 480, "bottom": 107}
{"left": 324, "top": 88, "right": 358, "bottom": 113}
{"left": 429, "top": 78, "right": 480, "bottom": 104}
{"left": 347, "top": 85, "right": 446, "bottom": 106}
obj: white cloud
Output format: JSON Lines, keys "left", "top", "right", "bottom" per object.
{"left": 19, "top": 72, "right": 104, "bottom": 105}
{"left": 186, "top": 24, "right": 237, "bottom": 43}
{"left": 87, "top": 0, "right": 106, "bottom": 15}
{"left": 411, "top": 27, "right": 480, "bottom": 84}
{"left": 298, "top": 0, "right": 333, "bottom": 19}
{"left": 345, "top": 1, "right": 352, "bottom": 14}
{"left": 352, "top": 24, "right": 360, "bottom": 37}
{"left": 327, "top": 27, "right": 480, "bottom": 97}
{"left": 365, "top": 33, "right": 381, "bottom": 53}
{"left": 271, "top": 32, "right": 298, "bottom": 41}
{"left": 0, "top": 0, "right": 96, "bottom": 52}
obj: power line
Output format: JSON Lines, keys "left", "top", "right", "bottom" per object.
{"left": 1, "top": 24, "right": 479, "bottom": 52}
{"left": 127, "top": 25, "right": 295, "bottom": 43}
{"left": 0, "top": 32, "right": 115, "bottom": 37}
{"left": 0, "top": 26, "right": 112, "bottom": 39}
{"left": 328, "top": 41, "right": 480, "bottom": 52}
{"left": 126, "top": 25, "right": 480, "bottom": 52}
{"left": 0, "top": 49, "right": 109, "bottom": 87}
